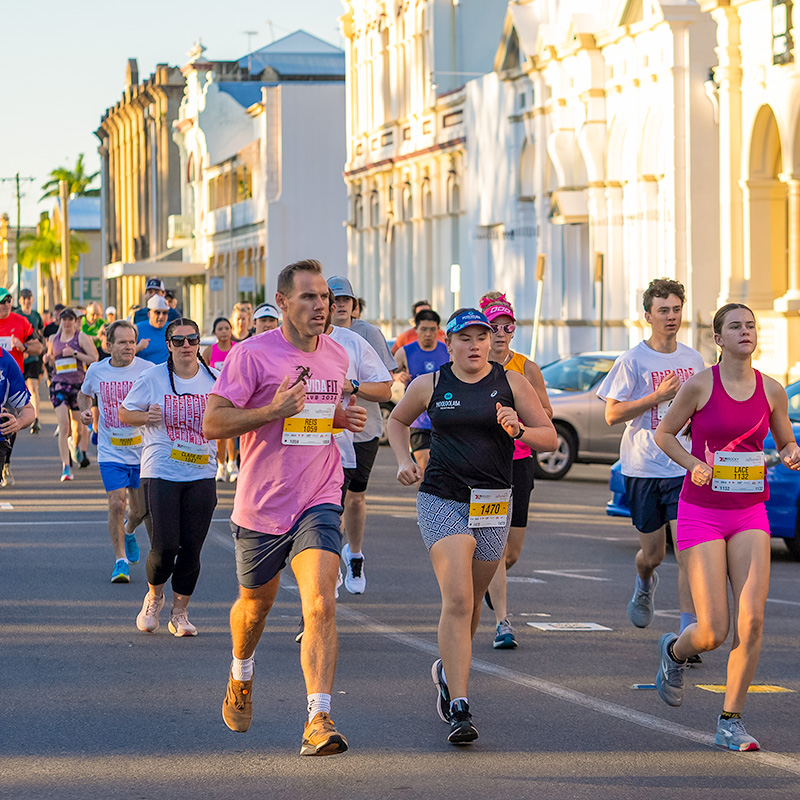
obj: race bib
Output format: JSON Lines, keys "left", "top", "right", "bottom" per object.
{"left": 655, "top": 400, "right": 673, "bottom": 425}
{"left": 712, "top": 451, "right": 765, "bottom": 493}
{"left": 468, "top": 488, "right": 512, "bottom": 528}
{"left": 109, "top": 426, "right": 142, "bottom": 449}
{"left": 55, "top": 357, "right": 78, "bottom": 374}
{"left": 282, "top": 403, "right": 335, "bottom": 446}
{"left": 169, "top": 440, "right": 210, "bottom": 467}
{"left": 213, "top": 361, "right": 224, "bottom": 370}
{"left": 0, "top": 337, "right": 12, "bottom": 352}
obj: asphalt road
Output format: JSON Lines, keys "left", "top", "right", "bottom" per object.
{"left": 1, "top": 400, "right": 799, "bottom": 799}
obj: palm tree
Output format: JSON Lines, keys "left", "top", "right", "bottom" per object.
{"left": 18, "top": 212, "right": 88, "bottom": 309}
{"left": 40, "top": 153, "right": 100, "bottom": 200}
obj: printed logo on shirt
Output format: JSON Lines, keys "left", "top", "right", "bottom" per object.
{"left": 424, "top": 360, "right": 436, "bottom": 372}
{"left": 99, "top": 380, "right": 134, "bottom": 429}
{"left": 292, "top": 364, "right": 340, "bottom": 399}
{"left": 164, "top": 393, "right": 209, "bottom": 444}
{"left": 490, "top": 390, "right": 498, "bottom": 398}
{"left": 436, "top": 391, "right": 460, "bottom": 410}
{"left": 650, "top": 368, "right": 696, "bottom": 430}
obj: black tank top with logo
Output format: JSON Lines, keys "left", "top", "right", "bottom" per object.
{"left": 419, "top": 361, "right": 515, "bottom": 503}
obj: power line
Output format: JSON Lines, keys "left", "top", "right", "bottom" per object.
{"left": 0, "top": 173, "right": 36, "bottom": 290}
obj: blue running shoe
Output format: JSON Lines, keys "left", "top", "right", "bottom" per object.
{"left": 715, "top": 716, "right": 760, "bottom": 751}
{"left": 91, "top": 430, "right": 98, "bottom": 446}
{"left": 111, "top": 559, "right": 130, "bottom": 583}
{"left": 125, "top": 533, "right": 140, "bottom": 564}
{"left": 656, "top": 632, "right": 686, "bottom": 707}
{"left": 431, "top": 659, "right": 451, "bottom": 722}
{"left": 628, "top": 571, "right": 658, "bottom": 628}
{"left": 493, "top": 618, "right": 518, "bottom": 649}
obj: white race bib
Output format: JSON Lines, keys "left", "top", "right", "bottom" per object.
{"left": 468, "top": 488, "right": 512, "bottom": 528}
{"left": 281, "top": 403, "right": 335, "bottom": 446}
{"left": 169, "top": 440, "right": 210, "bottom": 467}
{"left": 655, "top": 400, "right": 673, "bottom": 426}
{"left": 55, "top": 357, "right": 78, "bottom": 375}
{"left": 109, "top": 426, "right": 142, "bottom": 449}
{"left": 0, "top": 336, "right": 12, "bottom": 352}
{"left": 213, "top": 361, "right": 224, "bottom": 370}
{"left": 712, "top": 451, "right": 765, "bottom": 493}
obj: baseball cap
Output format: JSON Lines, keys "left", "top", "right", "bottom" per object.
{"left": 445, "top": 309, "right": 492, "bottom": 335}
{"left": 147, "top": 295, "right": 170, "bottom": 311}
{"left": 105, "top": 306, "right": 117, "bottom": 315}
{"left": 0, "top": 288, "right": 10, "bottom": 302}
{"left": 59, "top": 307, "right": 78, "bottom": 319}
{"left": 327, "top": 276, "right": 355, "bottom": 299}
{"left": 145, "top": 278, "right": 166, "bottom": 292}
{"left": 253, "top": 303, "right": 280, "bottom": 320}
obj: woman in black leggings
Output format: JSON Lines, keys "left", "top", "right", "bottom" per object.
{"left": 120, "top": 318, "right": 219, "bottom": 636}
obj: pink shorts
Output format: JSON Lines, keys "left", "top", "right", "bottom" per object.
{"left": 676, "top": 499, "right": 770, "bottom": 551}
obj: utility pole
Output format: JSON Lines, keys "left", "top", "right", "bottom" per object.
{"left": 0, "top": 172, "right": 36, "bottom": 291}
{"left": 59, "top": 180, "right": 72, "bottom": 306}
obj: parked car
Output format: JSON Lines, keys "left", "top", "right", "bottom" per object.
{"left": 606, "top": 380, "right": 800, "bottom": 559}
{"left": 535, "top": 352, "right": 626, "bottom": 480}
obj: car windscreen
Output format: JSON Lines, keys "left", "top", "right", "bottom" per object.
{"left": 541, "top": 356, "right": 618, "bottom": 392}
{"left": 787, "top": 382, "right": 800, "bottom": 423}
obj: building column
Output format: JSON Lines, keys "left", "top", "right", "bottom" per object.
{"left": 776, "top": 174, "right": 800, "bottom": 311}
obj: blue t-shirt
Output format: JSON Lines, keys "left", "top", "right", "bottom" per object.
{"left": 0, "top": 350, "right": 31, "bottom": 441}
{"left": 404, "top": 340, "right": 450, "bottom": 430}
{"left": 136, "top": 320, "right": 169, "bottom": 364}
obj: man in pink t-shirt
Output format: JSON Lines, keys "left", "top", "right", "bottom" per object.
{"left": 205, "top": 259, "right": 366, "bottom": 757}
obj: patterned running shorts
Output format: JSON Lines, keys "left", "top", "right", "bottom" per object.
{"left": 416, "top": 491, "right": 511, "bottom": 562}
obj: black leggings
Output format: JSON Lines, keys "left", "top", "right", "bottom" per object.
{"left": 143, "top": 478, "right": 216, "bottom": 596}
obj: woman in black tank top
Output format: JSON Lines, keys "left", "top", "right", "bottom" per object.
{"left": 387, "top": 309, "right": 557, "bottom": 746}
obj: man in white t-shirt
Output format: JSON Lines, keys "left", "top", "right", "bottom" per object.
{"left": 325, "top": 288, "right": 392, "bottom": 594}
{"left": 79, "top": 320, "right": 151, "bottom": 584}
{"left": 597, "top": 279, "right": 705, "bottom": 639}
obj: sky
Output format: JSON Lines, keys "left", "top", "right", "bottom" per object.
{"left": 0, "top": 0, "right": 346, "bottom": 227}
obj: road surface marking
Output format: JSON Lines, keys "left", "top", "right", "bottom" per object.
{"left": 527, "top": 622, "right": 613, "bottom": 632}
{"left": 697, "top": 685, "right": 794, "bottom": 694}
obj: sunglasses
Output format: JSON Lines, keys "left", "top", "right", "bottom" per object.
{"left": 490, "top": 323, "right": 516, "bottom": 334}
{"left": 153, "top": 310, "right": 169, "bottom": 317}
{"left": 0, "top": 298, "right": 12, "bottom": 304}
{"left": 169, "top": 335, "right": 201, "bottom": 347}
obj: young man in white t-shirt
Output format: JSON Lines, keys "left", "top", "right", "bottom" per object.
{"left": 79, "top": 320, "right": 151, "bottom": 584}
{"left": 597, "top": 279, "right": 705, "bottom": 641}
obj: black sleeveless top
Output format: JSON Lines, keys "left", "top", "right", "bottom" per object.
{"left": 419, "top": 362, "right": 515, "bottom": 503}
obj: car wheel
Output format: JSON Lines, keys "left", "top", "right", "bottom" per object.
{"left": 378, "top": 403, "right": 393, "bottom": 446}
{"left": 784, "top": 510, "right": 800, "bottom": 559}
{"left": 534, "top": 423, "right": 576, "bottom": 480}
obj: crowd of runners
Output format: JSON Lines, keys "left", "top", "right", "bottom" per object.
{"left": 1, "top": 264, "right": 798, "bottom": 756}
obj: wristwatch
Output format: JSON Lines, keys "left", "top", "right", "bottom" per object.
{"left": 351, "top": 379, "right": 360, "bottom": 396}
{"left": 513, "top": 424, "right": 526, "bottom": 440}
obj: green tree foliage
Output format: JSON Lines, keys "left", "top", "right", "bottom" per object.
{"left": 19, "top": 212, "right": 88, "bottom": 278}
{"left": 40, "top": 153, "right": 100, "bottom": 201}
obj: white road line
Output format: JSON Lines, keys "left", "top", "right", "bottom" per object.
{"left": 207, "top": 526, "right": 800, "bottom": 776}
{"left": 507, "top": 576, "right": 548, "bottom": 585}
{"left": 766, "top": 598, "right": 800, "bottom": 607}
{"left": 534, "top": 570, "right": 612, "bottom": 582}
{"left": 554, "top": 532, "right": 637, "bottom": 542}
{"left": 0, "top": 503, "right": 12, "bottom": 510}
{"left": 0, "top": 515, "right": 234, "bottom": 527}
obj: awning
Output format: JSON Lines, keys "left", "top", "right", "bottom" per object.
{"left": 549, "top": 190, "right": 589, "bottom": 225}
{"left": 104, "top": 261, "right": 207, "bottom": 280}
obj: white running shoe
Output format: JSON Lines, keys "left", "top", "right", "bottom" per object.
{"left": 168, "top": 608, "right": 198, "bottom": 637}
{"left": 342, "top": 543, "right": 366, "bottom": 594}
{"left": 2, "top": 464, "right": 14, "bottom": 486}
{"left": 215, "top": 462, "right": 227, "bottom": 482}
{"left": 136, "top": 592, "right": 165, "bottom": 633}
{"left": 227, "top": 460, "right": 239, "bottom": 482}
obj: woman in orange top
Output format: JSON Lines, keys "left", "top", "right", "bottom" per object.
{"left": 479, "top": 292, "right": 552, "bottom": 650}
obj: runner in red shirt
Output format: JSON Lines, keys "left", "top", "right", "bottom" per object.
{"left": 0, "top": 288, "right": 41, "bottom": 372}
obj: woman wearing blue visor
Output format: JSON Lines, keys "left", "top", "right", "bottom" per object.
{"left": 387, "top": 308, "right": 557, "bottom": 745}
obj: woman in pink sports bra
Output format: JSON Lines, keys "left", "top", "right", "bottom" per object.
{"left": 654, "top": 304, "right": 800, "bottom": 752}
{"left": 202, "top": 317, "right": 237, "bottom": 482}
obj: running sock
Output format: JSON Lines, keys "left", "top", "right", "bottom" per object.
{"left": 116, "top": 557, "right": 129, "bottom": 564}
{"left": 667, "top": 640, "right": 685, "bottom": 664}
{"left": 231, "top": 651, "right": 254, "bottom": 681}
{"left": 636, "top": 574, "right": 654, "bottom": 593}
{"left": 679, "top": 612, "right": 697, "bottom": 633}
{"left": 348, "top": 550, "right": 363, "bottom": 559}
{"left": 450, "top": 697, "right": 468, "bottom": 714}
{"left": 720, "top": 710, "right": 742, "bottom": 721}
{"left": 307, "top": 693, "right": 332, "bottom": 721}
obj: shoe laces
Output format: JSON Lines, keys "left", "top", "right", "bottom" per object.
{"left": 350, "top": 557, "right": 364, "bottom": 579}
{"left": 724, "top": 718, "right": 749, "bottom": 738}
{"left": 497, "top": 619, "right": 513, "bottom": 636}
{"left": 144, "top": 594, "right": 162, "bottom": 616}
{"left": 172, "top": 609, "right": 191, "bottom": 628}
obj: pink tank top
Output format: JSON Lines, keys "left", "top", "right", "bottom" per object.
{"left": 52, "top": 331, "right": 85, "bottom": 384}
{"left": 503, "top": 351, "right": 532, "bottom": 459}
{"left": 210, "top": 340, "right": 236, "bottom": 371}
{"left": 681, "top": 364, "right": 771, "bottom": 509}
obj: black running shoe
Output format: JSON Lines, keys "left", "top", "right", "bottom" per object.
{"left": 295, "top": 617, "right": 304, "bottom": 644}
{"left": 431, "top": 659, "right": 451, "bottom": 722}
{"left": 686, "top": 653, "right": 703, "bottom": 666}
{"left": 79, "top": 451, "right": 90, "bottom": 469}
{"left": 448, "top": 699, "right": 478, "bottom": 745}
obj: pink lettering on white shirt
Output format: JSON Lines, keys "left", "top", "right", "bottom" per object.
{"left": 164, "top": 393, "right": 209, "bottom": 444}
{"left": 99, "top": 380, "right": 134, "bottom": 428}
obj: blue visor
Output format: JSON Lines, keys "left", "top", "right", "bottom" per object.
{"left": 445, "top": 309, "right": 492, "bottom": 335}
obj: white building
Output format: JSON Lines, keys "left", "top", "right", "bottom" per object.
{"left": 343, "top": 0, "right": 721, "bottom": 363}
{"left": 173, "top": 32, "right": 347, "bottom": 329}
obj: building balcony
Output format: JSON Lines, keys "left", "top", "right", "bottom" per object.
{"left": 205, "top": 198, "right": 261, "bottom": 235}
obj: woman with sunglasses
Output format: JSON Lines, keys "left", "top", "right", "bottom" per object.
{"left": 119, "top": 319, "right": 218, "bottom": 637}
{"left": 478, "top": 293, "right": 552, "bottom": 650}
{"left": 388, "top": 308, "right": 556, "bottom": 745}
{"left": 202, "top": 317, "right": 238, "bottom": 482}
{"left": 45, "top": 307, "right": 98, "bottom": 481}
